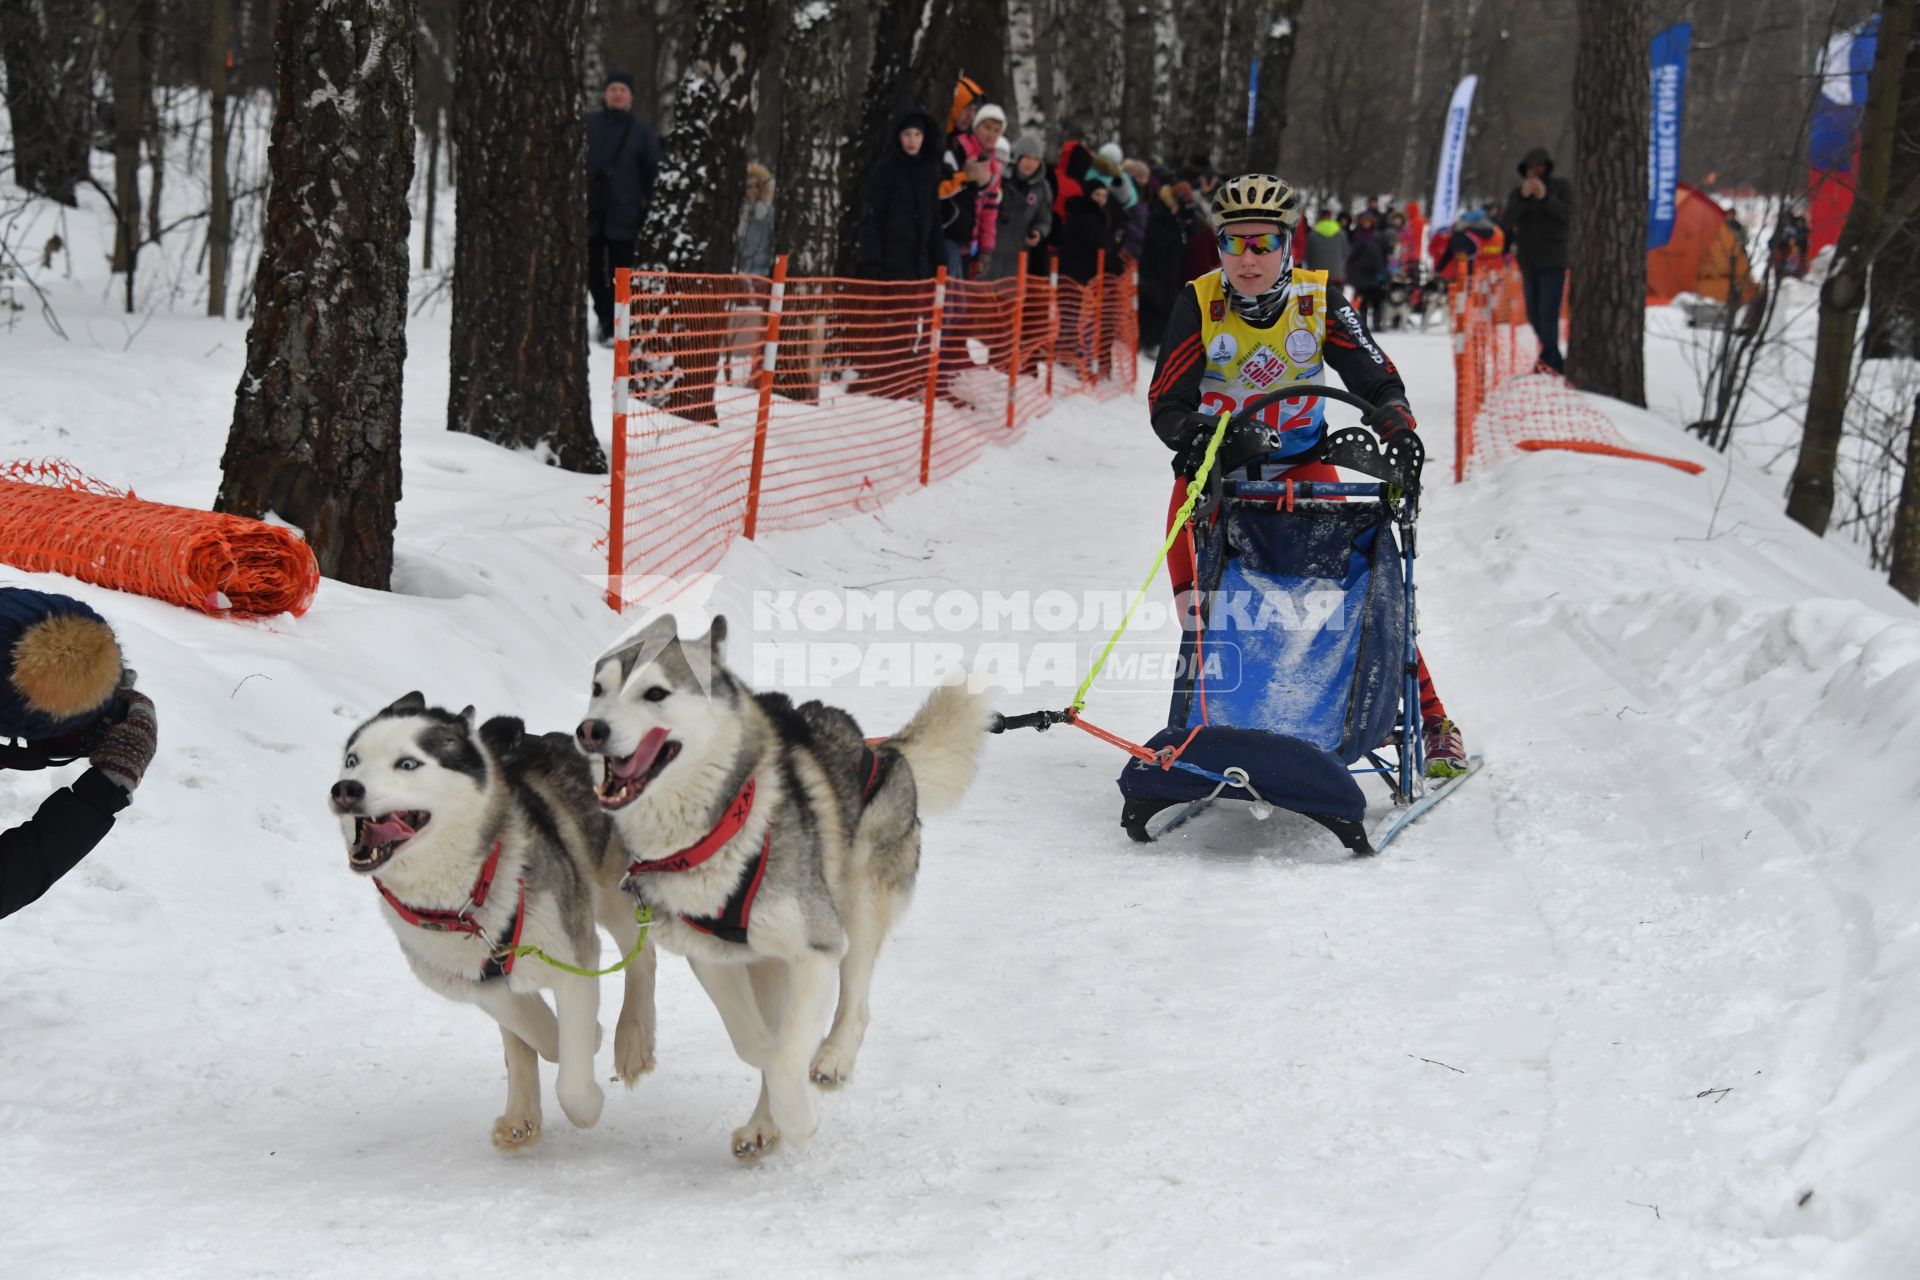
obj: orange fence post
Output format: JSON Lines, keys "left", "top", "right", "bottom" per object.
{"left": 743, "top": 255, "right": 787, "bottom": 541}
{"left": 607, "top": 266, "right": 631, "bottom": 609}
{"left": 920, "top": 266, "right": 948, "bottom": 486}
{"left": 1046, "top": 255, "right": 1058, "bottom": 398}
{"left": 1098, "top": 249, "right": 1113, "bottom": 379}
{"left": 1006, "top": 273, "right": 1026, "bottom": 432}
{"left": 1128, "top": 264, "right": 1141, "bottom": 376}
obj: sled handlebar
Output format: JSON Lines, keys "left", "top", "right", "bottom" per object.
{"left": 1223, "top": 383, "right": 1385, "bottom": 434}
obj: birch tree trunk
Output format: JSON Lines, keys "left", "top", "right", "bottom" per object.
{"left": 775, "top": 0, "right": 855, "bottom": 275}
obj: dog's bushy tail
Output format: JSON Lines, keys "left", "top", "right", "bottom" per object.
{"left": 890, "top": 679, "right": 990, "bottom": 815}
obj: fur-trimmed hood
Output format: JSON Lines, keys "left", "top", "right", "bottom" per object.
{"left": 0, "top": 588, "right": 124, "bottom": 739}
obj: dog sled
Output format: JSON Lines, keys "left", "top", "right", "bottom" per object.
{"left": 992, "top": 382, "right": 1479, "bottom": 856}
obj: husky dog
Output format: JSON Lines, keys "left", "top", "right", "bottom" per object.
{"left": 329, "top": 693, "right": 658, "bottom": 1151}
{"left": 578, "top": 616, "right": 987, "bottom": 1160}
{"left": 1380, "top": 272, "right": 1414, "bottom": 332}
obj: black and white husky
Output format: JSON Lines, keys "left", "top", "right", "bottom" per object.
{"left": 330, "top": 694, "right": 657, "bottom": 1151}
{"left": 578, "top": 616, "right": 988, "bottom": 1160}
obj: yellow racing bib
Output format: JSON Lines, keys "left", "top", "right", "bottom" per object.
{"left": 1192, "top": 267, "right": 1329, "bottom": 458}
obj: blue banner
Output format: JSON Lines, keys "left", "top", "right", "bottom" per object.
{"left": 1648, "top": 22, "right": 1691, "bottom": 250}
{"left": 1430, "top": 75, "right": 1478, "bottom": 233}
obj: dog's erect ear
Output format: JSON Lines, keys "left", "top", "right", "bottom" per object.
{"left": 477, "top": 715, "right": 523, "bottom": 758}
{"left": 458, "top": 705, "right": 476, "bottom": 730}
{"left": 382, "top": 691, "right": 427, "bottom": 717}
{"left": 706, "top": 615, "right": 728, "bottom": 663}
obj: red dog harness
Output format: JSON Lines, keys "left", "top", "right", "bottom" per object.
{"left": 375, "top": 839, "right": 527, "bottom": 980}
{"left": 630, "top": 748, "right": 886, "bottom": 945}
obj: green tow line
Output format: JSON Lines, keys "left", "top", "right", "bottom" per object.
{"left": 1071, "top": 410, "right": 1233, "bottom": 713}
{"left": 505, "top": 903, "right": 654, "bottom": 977}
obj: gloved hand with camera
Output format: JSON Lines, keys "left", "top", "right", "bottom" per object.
{"left": 1, "top": 589, "right": 149, "bottom": 921}
{"left": 90, "top": 688, "right": 156, "bottom": 794}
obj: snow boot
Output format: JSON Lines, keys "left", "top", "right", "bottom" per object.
{"left": 1423, "top": 717, "right": 1468, "bottom": 779}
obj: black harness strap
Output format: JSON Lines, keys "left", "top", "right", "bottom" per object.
{"left": 682, "top": 745, "right": 889, "bottom": 945}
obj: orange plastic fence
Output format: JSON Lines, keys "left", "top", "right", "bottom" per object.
{"left": 1450, "top": 261, "right": 1702, "bottom": 481}
{"left": 0, "top": 459, "right": 321, "bottom": 618}
{"left": 607, "top": 255, "right": 1138, "bottom": 608}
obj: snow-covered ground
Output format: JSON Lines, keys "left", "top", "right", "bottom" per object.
{"left": 5, "top": 192, "right": 1920, "bottom": 1275}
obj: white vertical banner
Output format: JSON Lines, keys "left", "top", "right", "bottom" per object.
{"left": 1430, "top": 74, "right": 1479, "bottom": 232}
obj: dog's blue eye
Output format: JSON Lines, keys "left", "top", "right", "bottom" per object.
{"left": 397, "top": 757, "right": 421, "bottom": 770}
{"left": 643, "top": 687, "right": 669, "bottom": 702}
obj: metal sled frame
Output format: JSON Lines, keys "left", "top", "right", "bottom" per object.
{"left": 1117, "top": 385, "right": 1444, "bottom": 855}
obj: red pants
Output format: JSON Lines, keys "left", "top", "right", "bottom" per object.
{"left": 1163, "top": 473, "right": 1448, "bottom": 725}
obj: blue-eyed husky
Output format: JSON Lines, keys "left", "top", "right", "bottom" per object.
{"left": 577, "top": 616, "right": 988, "bottom": 1160}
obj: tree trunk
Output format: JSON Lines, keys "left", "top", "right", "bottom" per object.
{"left": 448, "top": 0, "right": 604, "bottom": 472}
{"left": 421, "top": 113, "right": 439, "bottom": 270}
{"left": 208, "top": 0, "right": 232, "bottom": 317}
{"left": 0, "top": 0, "right": 97, "bottom": 206}
{"left": 108, "top": 0, "right": 149, "bottom": 313}
{"left": 1865, "top": 17, "right": 1920, "bottom": 360}
{"left": 215, "top": 0, "right": 416, "bottom": 591}
{"left": 1787, "top": 0, "right": 1915, "bottom": 535}
{"left": 1245, "top": 1, "right": 1302, "bottom": 171}
{"left": 1120, "top": 0, "right": 1155, "bottom": 155}
{"left": 1564, "top": 0, "right": 1648, "bottom": 406}
{"left": 775, "top": 0, "right": 855, "bottom": 275}
{"left": 1889, "top": 394, "right": 1920, "bottom": 599}
{"left": 947, "top": 0, "right": 1011, "bottom": 108}
{"left": 1170, "top": 0, "right": 1224, "bottom": 164}
{"left": 637, "top": 0, "right": 771, "bottom": 273}
{"left": 1396, "top": 0, "right": 1434, "bottom": 198}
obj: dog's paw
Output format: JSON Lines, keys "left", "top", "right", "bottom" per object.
{"left": 613, "top": 1016, "right": 656, "bottom": 1087}
{"left": 809, "top": 1039, "right": 857, "bottom": 1090}
{"left": 492, "top": 1113, "right": 542, "bottom": 1151}
{"left": 556, "top": 1076, "right": 605, "bottom": 1130}
{"left": 731, "top": 1119, "right": 781, "bottom": 1162}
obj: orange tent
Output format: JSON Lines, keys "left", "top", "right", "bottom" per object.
{"left": 1647, "top": 183, "right": 1756, "bottom": 304}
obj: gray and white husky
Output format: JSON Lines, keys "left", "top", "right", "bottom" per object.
{"left": 329, "top": 693, "right": 658, "bottom": 1151}
{"left": 577, "top": 616, "right": 988, "bottom": 1160}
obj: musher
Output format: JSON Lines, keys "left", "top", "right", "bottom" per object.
{"left": 1146, "top": 173, "right": 1468, "bottom": 777}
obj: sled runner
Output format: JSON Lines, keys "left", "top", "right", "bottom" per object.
{"left": 992, "top": 382, "right": 1480, "bottom": 856}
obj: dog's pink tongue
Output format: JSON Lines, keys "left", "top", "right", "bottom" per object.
{"left": 362, "top": 815, "right": 414, "bottom": 845}
{"left": 612, "top": 727, "right": 672, "bottom": 780}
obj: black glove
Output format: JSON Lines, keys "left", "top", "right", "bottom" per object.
{"left": 1170, "top": 414, "right": 1222, "bottom": 477}
{"left": 90, "top": 689, "right": 156, "bottom": 794}
{"left": 1369, "top": 401, "right": 1417, "bottom": 442}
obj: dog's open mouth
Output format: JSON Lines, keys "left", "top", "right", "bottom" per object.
{"left": 599, "top": 727, "right": 680, "bottom": 810}
{"left": 349, "top": 811, "right": 430, "bottom": 873}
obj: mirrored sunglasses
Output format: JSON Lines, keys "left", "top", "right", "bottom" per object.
{"left": 1216, "top": 231, "right": 1287, "bottom": 256}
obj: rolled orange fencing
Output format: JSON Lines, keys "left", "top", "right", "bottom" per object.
{"left": 607, "top": 255, "right": 1138, "bottom": 609}
{"left": 0, "top": 458, "right": 320, "bottom": 618}
{"left": 1451, "top": 261, "right": 1701, "bottom": 481}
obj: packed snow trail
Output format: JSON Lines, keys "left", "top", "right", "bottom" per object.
{"left": 1, "top": 292, "right": 1916, "bottom": 1276}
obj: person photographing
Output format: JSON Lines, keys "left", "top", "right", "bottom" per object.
{"left": 1, "top": 589, "right": 157, "bottom": 920}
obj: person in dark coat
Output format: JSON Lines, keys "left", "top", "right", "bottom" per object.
{"left": 1059, "top": 183, "right": 1121, "bottom": 283}
{"left": 859, "top": 105, "right": 945, "bottom": 281}
{"left": 1501, "top": 146, "right": 1574, "bottom": 371}
{"left": 1140, "top": 177, "right": 1200, "bottom": 355}
{"left": 1346, "top": 209, "right": 1389, "bottom": 332}
{"left": 1, "top": 590, "right": 158, "bottom": 922}
{"left": 585, "top": 70, "right": 663, "bottom": 346}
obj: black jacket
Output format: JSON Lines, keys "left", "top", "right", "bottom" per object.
{"left": 859, "top": 106, "right": 945, "bottom": 281}
{"left": 586, "top": 108, "right": 663, "bottom": 242}
{"left": 1058, "top": 193, "right": 1121, "bottom": 283}
{"left": 1347, "top": 230, "right": 1388, "bottom": 289}
{"left": 1501, "top": 147, "right": 1574, "bottom": 272}
{"left": 1147, "top": 278, "right": 1409, "bottom": 454}
{"left": 2, "top": 766, "right": 128, "bottom": 920}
